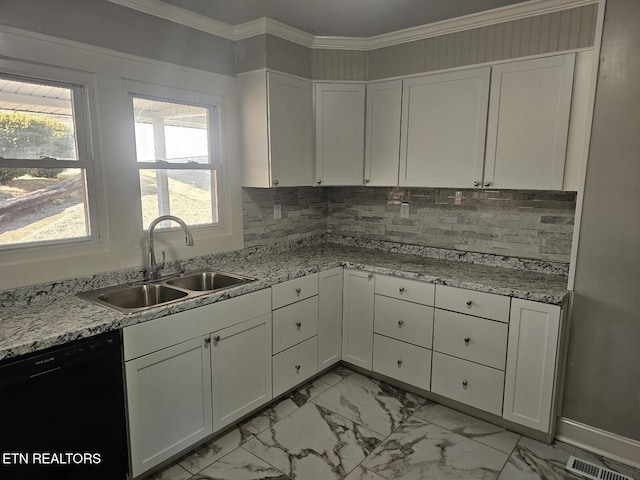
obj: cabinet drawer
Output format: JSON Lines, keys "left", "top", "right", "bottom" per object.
{"left": 272, "top": 336, "right": 318, "bottom": 397}
{"left": 375, "top": 274, "right": 435, "bottom": 306}
{"left": 273, "top": 296, "right": 319, "bottom": 354}
{"left": 431, "top": 352, "right": 504, "bottom": 416}
{"left": 374, "top": 295, "right": 433, "bottom": 348}
{"left": 435, "top": 285, "right": 510, "bottom": 322}
{"left": 373, "top": 334, "right": 431, "bottom": 391}
{"left": 433, "top": 309, "right": 508, "bottom": 370}
{"left": 272, "top": 274, "right": 319, "bottom": 309}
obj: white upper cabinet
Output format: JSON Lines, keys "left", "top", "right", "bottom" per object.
{"left": 484, "top": 54, "right": 575, "bottom": 190}
{"left": 365, "top": 80, "right": 402, "bottom": 186}
{"left": 399, "top": 68, "right": 490, "bottom": 188}
{"left": 315, "top": 83, "right": 366, "bottom": 186}
{"left": 240, "top": 71, "right": 314, "bottom": 187}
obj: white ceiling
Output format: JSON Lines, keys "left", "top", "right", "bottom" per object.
{"left": 159, "top": 0, "right": 531, "bottom": 37}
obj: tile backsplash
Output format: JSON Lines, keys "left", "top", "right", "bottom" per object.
{"left": 243, "top": 186, "right": 576, "bottom": 263}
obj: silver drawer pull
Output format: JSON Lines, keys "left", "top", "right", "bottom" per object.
{"left": 295, "top": 288, "right": 302, "bottom": 296}
{"left": 213, "top": 335, "right": 221, "bottom": 344}
{"left": 368, "top": 273, "right": 373, "bottom": 279}
{"left": 464, "top": 337, "right": 470, "bottom": 344}
{"left": 398, "top": 320, "right": 405, "bottom": 327}
{"left": 397, "top": 360, "right": 403, "bottom": 367}
{"left": 296, "top": 322, "right": 302, "bottom": 328}
{"left": 204, "top": 337, "right": 211, "bottom": 345}
{"left": 295, "top": 364, "right": 301, "bottom": 372}
{"left": 461, "top": 380, "right": 468, "bottom": 387}
{"left": 466, "top": 300, "right": 472, "bottom": 307}
{"left": 399, "top": 287, "right": 405, "bottom": 293}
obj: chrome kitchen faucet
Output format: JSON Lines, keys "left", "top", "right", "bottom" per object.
{"left": 146, "top": 215, "right": 195, "bottom": 281}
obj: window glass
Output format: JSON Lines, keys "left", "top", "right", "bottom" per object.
{"left": 0, "top": 75, "right": 92, "bottom": 248}
{"left": 132, "top": 96, "right": 220, "bottom": 230}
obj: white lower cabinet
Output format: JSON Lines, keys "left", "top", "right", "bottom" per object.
{"left": 373, "top": 334, "right": 431, "bottom": 390}
{"left": 503, "top": 299, "right": 561, "bottom": 432}
{"left": 211, "top": 314, "right": 273, "bottom": 431}
{"left": 273, "top": 336, "right": 318, "bottom": 397}
{"left": 318, "top": 267, "right": 343, "bottom": 369}
{"left": 342, "top": 269, "right": 375, "bottom": 369}
{"left": 125, "top": 336, "right": 213, "bottom": 478}
{"left": 431, "top": 352, "right": 505, "bottom": 416}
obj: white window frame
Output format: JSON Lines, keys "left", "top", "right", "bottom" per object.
{"left": 131, "top": 93, "right": 223, "bottom": 230}
{"left": 0, "top": 68, "right": 99, "bottom": 251}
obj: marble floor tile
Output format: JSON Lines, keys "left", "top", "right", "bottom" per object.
{"left": 243, "top": 402, "right": 384, "bottom": 480}
{"left": 319, "top": 365, "right": 356, "bottom": 386}
{"left": 343, "top": 465, "right": 388, "bottom": 480}
{"left": 413, "top": 401, "right": 521, "bottom": 454}
{"left": 179, "top": 427, "right": 249, "bottom": 475}
{"left": 147, "top": 463, "right": 192, "bottom": 480}
{"left": 313, "top": 371, "right": 425, "bottom": 436}
{"left": 189, "top": 447, "right": 290, "bottom": 480}
{"left": 289, "top": 378, "right": 332, "bottom": 407}
{"left": 498, "top": 436, "right": 639, "bottom": 480}
{"left": 362, "top": 417, "right": 509, "bottom": 480}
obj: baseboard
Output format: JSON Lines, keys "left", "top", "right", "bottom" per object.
{"left": 555, "top": 417, "right": 640, "bottom": 470}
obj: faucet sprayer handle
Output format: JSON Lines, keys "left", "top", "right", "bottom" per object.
{"left": 161, "top": 251, "right": 166, "bottom": 267}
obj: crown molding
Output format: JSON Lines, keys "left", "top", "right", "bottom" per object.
{"left": 106, "top": 0, "right": 599, "bottom": 51}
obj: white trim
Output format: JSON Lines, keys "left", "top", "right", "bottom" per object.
{"left": 556, "top": 417, "right": 640, "bottom": 470}
{"left": 567, "top": 0, "right": 606, "bottom": 289}
{"left": 106, "top": 0, "right": 598, "bottom": 51}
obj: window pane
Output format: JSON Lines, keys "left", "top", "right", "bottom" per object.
{"left": 0, "top": 168, "right": 90, "bottom": 246}
{"left": 139, "top": 169, "right": 218, "bottom": 229}
{"left": 132, "top": 97, "right": 210, "bottom": 164}
{"left": 0, "top": 77, "right": 78, "bottom": 160}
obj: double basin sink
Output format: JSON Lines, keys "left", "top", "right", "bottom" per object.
{"left": 78, "top": 271, "right": 257, "bottom": 314}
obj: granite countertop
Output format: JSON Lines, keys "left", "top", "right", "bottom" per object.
{"left": 0, "top": 243, "right": 569, "bottom": 361}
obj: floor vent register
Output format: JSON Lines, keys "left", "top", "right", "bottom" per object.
{"left": 566, "top": 456, "right": 634, "bottom": 480}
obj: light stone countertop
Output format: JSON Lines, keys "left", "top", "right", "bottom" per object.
{"left": 0, "top": 243, "right": 569, "bottom": 361}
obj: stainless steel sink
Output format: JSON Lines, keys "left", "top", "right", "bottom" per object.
{"left": 166, "top": 271, "right": 251, "bottom": 291}
{"left": 78, "top": 270, "right": 257, "bottom": 314}
{"left": 98, "top": 284, "right": 188, "bottom": 310}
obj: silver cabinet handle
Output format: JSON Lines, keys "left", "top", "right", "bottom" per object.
{"left": 204, "top": 337, "right": 211, "bottom": 345}
{"left": 397, "top": 360, "right": 403, "bottom": 367}
{"left": 399, "top": 287, "right": 405, "bottom": 293}
{"left": 398, "top": 320, "right": 405, "bottom": 327}
{"left": 295, "top": 288, "right": 302, "bottom": 295}
{"left": 462, "top": 380, "right": 468, "bottom": 387}
{"left": 473, "top": 181, "right": 480, "bottom": 187}
{"left": 296, "top": 322, "right": 302, "bottom": 328}
{"left": 317, "top": 180, "right": 322, "bottom": 184}
{"left": 295, "top": 364, "right": 301, "bottom": 372}
{"left": 466, "top": 300, "right": 472, "bottom": 307}
{"left": 213, "top": 335, "right": 221, "bottom": 343}
{"left": 364, "top": 179, "right": 370, "bottom": 184}
{"left": 368, "top": 273, "right": 373, "bottom": 279}
{"left": 464, "top": 337, "right": 470, "bottom": 344}
{"left": 484, "top": 182, "right": 491, "bottom": 187}
{"left": 273, "top": 179, "right": 279, "bottom": 186}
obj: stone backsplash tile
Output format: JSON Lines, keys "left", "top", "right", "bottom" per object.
{"left": 326, "top": 187, "right": 576, "bottom": 263}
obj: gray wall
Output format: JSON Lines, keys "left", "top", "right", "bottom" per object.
{"left": 562, "top": 0, "right": 640, "bottom": 441}
{"left": 0, "top": 0, "right": 236, "bottom": 75}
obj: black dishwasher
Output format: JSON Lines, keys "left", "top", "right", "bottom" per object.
{"left": 0, "top": 330, "right": 128, "bottom": 480}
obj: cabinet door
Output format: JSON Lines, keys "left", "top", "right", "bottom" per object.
{"left": 342, "top": 269, "right": 375, "bottom": 370}
{"left": 399, "top": 68, "right": 490, "bottom": 188}
{"left": 365, "top": 80, "right": 402, "bottom": 186}
{"left": 269, "top": 73, "right": 314, "bottom": 187}
{"left": 315, "top": 83, "right": 366, "bottom": 185}
{"left": 503, "top": 299, "right": 561, "bottom": 432}
{"left": 484, "top": 54, "right": 575, "bottom": 190}
{"left": 126, "top": 336, "right": 212, "bottom": 478}
{"left": 318, "top": 267, "right": 343, "bottom": 369}
{"left": 211, "top": 314, "right": 272, "bottom": 432}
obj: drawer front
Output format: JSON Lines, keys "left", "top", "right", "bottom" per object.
{"left": 435, "top": 285, "right": 510, "bottom": 323}
{"left": 272, "top": 273, "right": 319, "bottom": 309}
{"left": 374, "top": 295, "right": 433, "bottom": 348}
{"left": 433, "top": 309, "right": 508, "bottom": 370}
{"left": 431, "top": 352, "right": 504, "bottom": 416}
{"left": 373, "top": 334, "right": 431, "bottom": 390}
{"left": 273, "top": 296, "right": 319, "bottom": 354}
{"left": 375, "top": 274, "right": 435, "bottom": 306}
{"left": 272, "top": 336, "right": 318, "bottom": 397}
